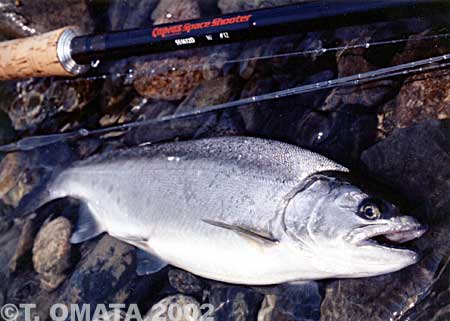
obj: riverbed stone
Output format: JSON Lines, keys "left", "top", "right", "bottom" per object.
{"left": 32, "top": 217, "right": 72, "bottom": 291}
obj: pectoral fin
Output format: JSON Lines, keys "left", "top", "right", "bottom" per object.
{"left": 135, "top": 249, "right": 168, "bottom": 275}
{"left": 202, "top": 219, "right": 279, "bottom": 245}
{"left": 70, "top": 203, "right": 105, "bottom": 244}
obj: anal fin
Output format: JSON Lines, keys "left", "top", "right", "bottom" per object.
{"left": 70, "top": 202, "right": 105, "bottom": 244}
{"left": 136, "top": 249, "right": 168, "bottom": 276}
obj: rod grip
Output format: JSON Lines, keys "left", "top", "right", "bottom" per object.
{"left": 0, "top": 26, "right": 88, "bottom": 81}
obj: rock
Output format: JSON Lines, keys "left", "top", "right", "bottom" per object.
{"left": 168, "top": 268, "right": 203, "bottom": 295}
{"left": 177, "top": 75, "right": 241, "bottom": 112}
{"left": 0, "top": 0, "right": 94, "bottom": 39}
{"left": 394, "top": 70, "right": 450, "bottom": 128}
{"left": 133, "top": 57, "right": 206, "bottom": 101}
{"left": 218, "top": 0, "right": 300, "bottom": 14}
{"left": 0, "top": 144, "right": 74, "bottom": 208}
{"left": 57, "top": 235, "right": 138, "bottom": 306}
{"left": 321, "top": 47, "right": 396, "bottom": 111}
{"left": 401, "top": 258, "right": 450, "bottom": 321}
{"left": 257, "top": 283, "right": 322, "bottom": 321}
{"left": 208, "top": 285, "right": 264, "bottom": 321}
{"left": 0, "top": 110, "right": 15, "bottom": 145}
{"left": 0, "top": 152, "right": 36, "bottom": 207}
{"left": 9, "top": 215, "right": 36, "bottom": 273}
{"left": 32, "top": 217, "right": 72, "bottom": 291}
{"left": 0, "top": 220, "right": 21, "bottom": 281}
{"left": 152, "top": 0, "right": 201, "bottom": 25}
{"left": 361, "top": 120, "right": 450, "bottom": 220}
{"left": 8, "top": 78, "right": 97, "bottom": 132}
{"left": 107, "top": 0, "right": 159, "bottom": 31}
{"left": 143, "top": 294, "right": 201, "bottom": 321}
{"left": 376, "top": 99, "right": 396, "bottom": 139}
{"left": 203, "top": 52, "right": 232, "bottom": 81}
{"left": 391, "top": 30, "right": 450, "bottom": 66}
{"left": 321, "top": 120, "right": 450, "bottom": 321}
{"left": 239, "top": 46, "right": 263, "bottom": 80}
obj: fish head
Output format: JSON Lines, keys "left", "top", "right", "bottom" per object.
{"left": 283, "top": 174, "right": 427, "bottom": 278}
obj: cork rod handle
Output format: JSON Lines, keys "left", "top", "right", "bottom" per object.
{"left": 0, "top": 26, "right": 88, "bottom": 81}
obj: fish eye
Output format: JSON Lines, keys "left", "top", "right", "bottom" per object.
{"left": 358, "top": 199, "right": 384, "bottom": 220}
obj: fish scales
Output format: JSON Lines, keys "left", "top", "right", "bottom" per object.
{"left": 18, "top": 136, "right": 426, "bottom": 284}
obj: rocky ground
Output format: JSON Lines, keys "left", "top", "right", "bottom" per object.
{"left": 0, "top": 1, "right": 449, "bottom": 321}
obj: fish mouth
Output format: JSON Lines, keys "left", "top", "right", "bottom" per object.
{"left": 349, "top": 217, "right": 427, "bottom": 249}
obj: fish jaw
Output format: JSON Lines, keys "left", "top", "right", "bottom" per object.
{"left": 343, "top": 216, "right": 427, "bottom": 275}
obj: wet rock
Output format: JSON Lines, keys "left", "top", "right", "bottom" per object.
{"left": 0, "top": 220, "right": 20, "bottom": 280}
{"left": 9, "top": 215, "right": 36, "bottom": 273}
{"left": 58, "top": 235, "right": 137, "bottom": 305}
{"left": 7, "top": 272, "right": 41, "bottom": 303}
{"left": 32, "top": 217, "right": 72, "bottom": 291}
{"left": 0, "top": 144, "right": 73, "bottom": 208}
{"left": 361, "top": 120, "right": 450, "bottom": 220}
{"left": 394, "top": 70, "right": 450, "bottom": 128}
{"left": 0, "top": 0, "right": 93, "bottom": 39}
{"left": 168, "top": 268, "right": 203, "bottom": 295}
{"left": 203, "top": 51, "right": 232, "bottom": 81}
{"left": 0, "top": 152, "right": 36, "bottom": 207}
{"left": 8, "top": 78, "right": 97, "bottom": 132}
{"left": 208, "top": 285, "right": 264, "bottom": 321}
{"left": 401, "top": 258, "right": 450, "bottom": 321}
{"left": 152, "top": 0, "right": 201, "bottom": 25}
{"left": 177, "top": 75, "right": 241, "bottom": 112}
{"left": 133, "top": 57, "right": 206, "bottom": 101}
{"left": 257, "top": 283, "right": 322, "bottom": 321}
{"left": 391, "top": 30, "right": 450, "bottom": 66}
{"left": 0, "top": 110, "right": 15, "bottom": 145}
{"left": 107, "top": 0, "right": 159, "bottom": 31}
{"left": 144, "top": 294, "right": 202, "bottom": 321}
{"left": 321, "top": 120, "right": 450, "bottom": 321}
{"left": 321, "top": 48, "right": 396, "bottom": 111}
{"left": 239, "top": 46, "right": 263, "bottom": 80}
{"left": 376, "top": 99, "right": 396, "bottom": 139}
{"left": 218, "top": 0, "right": 300, "bottom": 14}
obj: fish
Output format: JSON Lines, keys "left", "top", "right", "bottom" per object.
{"left": 17, "top": 136, "right": 427, "bottom": 285}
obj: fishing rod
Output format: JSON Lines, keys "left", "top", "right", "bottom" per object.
{"left": 1, "top": 51, "right": 449, "bottom": 153}
{"left": 0, "top": 0, "right": 448, "bottom": 80}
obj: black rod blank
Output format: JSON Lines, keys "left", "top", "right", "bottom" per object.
{"left": 70, "top": 0, "right": 450, "bottom": 65}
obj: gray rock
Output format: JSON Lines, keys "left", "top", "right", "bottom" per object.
{"left": 257, "top": 283, "right": 321, "bottom": 321}
{"left": 107, "top": 0, "right": 159, "bottom": 30}
{"left": 0, "top": 220, "right": 20, "bottom": 281}
{"left": 143, "top": 294, "right": 201, "bottom": 321}
{"left": 177, "top": 75, "right": 241, "bottom": 112}
{"left": 152, "top": 0, "right": 201, "bottom": 25}
{"left": 9, "top": 215, "right": 36, "bottom": 273}
{"left": 168, "top": 268, "right": 203, "bottom": 295}
{"left": 0, "top": 0, "right": 93, "bottom": 39}
{"left": 208, "top": 285, "right": 264, "bottom": 321}
{"left": 58, "top": 235, "right": 137, "bottom": 306}
{"left": 8, "top": 78, "right": 96, "bottom": 132}
{"left": 218, "top": 0, "right": 301, "bottom": 14}
{"left": 32, "top": 217, "right": 72, "bottom": 291}
{"left": 321, "top": 120, "right": 450, "bottom": 321}
{"left": 0, "top": 110, "right": 15, "bottom": 145}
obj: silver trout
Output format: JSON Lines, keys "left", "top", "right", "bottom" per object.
{"left": 19, "top": 136, "right": 426, "bottom": 284}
